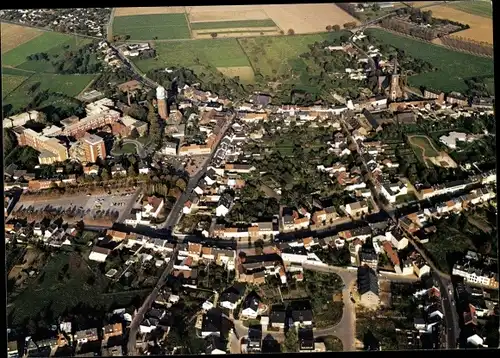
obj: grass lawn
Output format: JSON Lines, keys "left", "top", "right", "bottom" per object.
{"left": 238, "top": 31, "right": 349, "bottom": 77}
{"left": 4, "top": 146, "right": 40, "bottom": 170}
{"left": 3, "top": 73, "right": 96, "bottom": 112}
{"left": 134, "top": 38, "right": 251, "bottom": 73}
{"left": 365, "top": 28, "right": 494, "bottom": 93}
{"left": 2, "top": 74, "right": 30, "bottom": 98}
{"left": 447, "top": 0, "right": 492, "bottom": 18}
{"left": 2, "top": 31, "right": 73, "bottom": 67}
{"left": 8, "top": 252, "right": 109, "bottom": 325}
{"left": 408, "top": 135, "right": 440, "bottom": 157}
{"left": 113, "top": 14, "right": 191, "bottom": 40}
{"left": 113, "top": 143, "right": 137, "bottom": 155}
{"left": 190, "top": 19, "right": 277, "bottom": 30}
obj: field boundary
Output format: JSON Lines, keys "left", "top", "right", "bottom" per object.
{"left": 2, "top": 72, "right": 35, "bottom": 100}
{"left": 184, "top": 10, "right": 194, "bottom": 39}
{"left": 236, "top": 38, "right": 258, "bottom": 78}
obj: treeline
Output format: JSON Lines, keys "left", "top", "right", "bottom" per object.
{"left": 464, "top": 77, "right": 494, "bottom": 98}
{"left": 25, "top": 42, "right": 103, "bottom": 74}
{"left": 380, "top": 17, "right": 437, "bottom": 41}
{"left": 440, "top": 36, "right": 493, "bottom": 58}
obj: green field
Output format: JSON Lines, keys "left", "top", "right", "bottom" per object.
{"left": 16, "top": 37, "right": 93, "bottom": 73}
{"left": 113, "top": 13, "right": 191, "bottom": 40}
{"left": 134, "top": 38, "right": 251, "bottom": 73}
{"left": 3, "top": 73, "right": 95, "bottom": 112}
{"left": 2, "top": 74, "right": 30, "bottom": 98}
{"left": 2, "top": 31, "right": 73, "bottom": 67}
{"left": 409, "top": 135, "right": 440, "bottom": 158}
{"left": 447, "top": 0, "right": 492, "bottom": 18}
{"left": 365, "top": 28, "right": 494, "bottom": 93}
{"left": 190, "top": 19, "right": 277, "bottom": 30}
{"left": 238, "top": 32, "right": 349, "bottom": 77}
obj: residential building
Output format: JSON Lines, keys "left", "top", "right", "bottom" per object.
{"left": 81, "top": 132, "right": 106, "bottom": 162}
{"left": 240, "top": 292, "right": 264, "bottom": 319}
{"left": 102, "top": 323, "right": 122, "bottom": 340}
{"left": 59, "top": 109, "right": 121, "bottom": 138}
{"left": 219, "top": 284, "right": 246, "bottom": 310}
{"left": 161, "top": 141, "right": 178, "bottom": 156}
{"left": 142, "top": 196, "right": 164, "bottom": 218}
{"left": 345, "top": 200, "right": 369, "bottom": 217}
{"left": 386, "top": 230, "right": 408, "bottom": 250}
{"left": 74, "top": 328, "right": 99, "bottom": 344}
{"left": 3, "top": 110, "right": 41, "bottom": 128}
{"left": 216, "top": 192, "right": 233, "bottom": 217}
{"left": 380, "top": 181, "right": 408, "bottom": 204}
{"left": 269, "top": 310, "right": 286, "bottom": 330}
{"left": 7, "top": 341, "right": 18, "bottom": 358}
{"left": 357, "top": 265, "right": 380, "bottom": 309}
{"left": 89, "top": 246, "right": 111, "bottom": 262}
{"left": 452, "top": 262, "right": 499, "bottom": 289}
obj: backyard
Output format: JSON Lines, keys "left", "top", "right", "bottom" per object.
{"left": 364, "top": 28, "right": 494, "bottom": 93}
{"left": 112, "top": 13, "right": 191, "bottom": 40}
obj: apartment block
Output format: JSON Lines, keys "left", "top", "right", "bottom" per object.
{"left": 13, "top": 126, "right": 68, "bottom": 164}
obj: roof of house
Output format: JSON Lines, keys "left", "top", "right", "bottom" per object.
{"left": 220, "top": 283, "right": 246, "bottom": 304}
{"left": 270, "top": 310, "right": 286, "bottom": 323}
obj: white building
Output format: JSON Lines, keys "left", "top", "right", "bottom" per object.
{"left": 88, "top": 246, "right": 111, "bottom": 262}
{"left": 381, "top": 182, "right": 408, "bottom": 204}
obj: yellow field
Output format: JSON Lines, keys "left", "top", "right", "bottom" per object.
{"left": 114, "top": 6, "right": 186, "bottom": 16}
{"left": 217, "top": 66, "right": 255, "bottom": 82}
{"left": 408, "top": 1, "right": 443, "bottom": 8}
{"left": 1, "top": 22, "right": 43, "bottom": 53}
{"left": 429, "top": 5, "right": 493, "bottom": 44}
{"left": 187, "top": 4, "right": 359, "bottom": 34}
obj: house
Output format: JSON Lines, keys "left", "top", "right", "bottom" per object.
{"left": 102, "top": 346, "right": 124, "bottom": 356}
{"left": 201, "top": 308, "right": 231, "bottom": 338}
{"left": 102, "top": 323, "right": 122, "bottom": 340}
{"left": 161, "top": 141, "right": 178, "bottom": 156}
{"left": 345, "top": 200, "right": 369, "bottom": 217}
{"left": 240, "top": 292, "right": 263, "bottom": 319}
{"left": 138, "top": 162, "right": 149, "bottom": 175}
{"left": 219, "top": 283, "right": 246, "bottom": 310}
{"left": 247, "top": 327, "right": 262, "bottom": 352}
{"left": 142, "top": 196, "right": 164, "bottom": 218}
{"left": 7, "top": 341, "right": 18, "bottom": 358}
{"left": 88, "top": 246, "right": 111, "bottom": 262}
{"left": 380, "top": 181, "right": 408, "bottom": 204}
{"left": 357, "top": 265, "right": 380, "bottom": 309}
{"left": 83, "top": 165, "right": 99, "bottom": 176}
{"left": 216, "top": 192, "right": 233, "bottom": 217}
{"left": 386, "top": 230, "right": 408, "bottom": 251}
{"left": 110, "top": 164, "right": 126, "bottom": 177}
{"left": 298, "top": 327, "right": 315, "bottom": 352}
{"left": 74, "top": 328, "right": 99, "bottom": 344}
{"left": 411, "top": 255, "right": 431, "bottom": 278}
{"left": 205, "top": 335, "right": 228, "bottom": 355}
{"left": 139, "top": 318, "right": 159, "bottom": 334}
{"left": 291, "top": 308, "right": 313, "bottom": 327}
{"left": 269, "top": 309, "right": 286, "bottom": 330}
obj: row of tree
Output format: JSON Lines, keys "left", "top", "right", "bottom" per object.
{"left": 440, "top": 36, "right": 494, "bottom": 58}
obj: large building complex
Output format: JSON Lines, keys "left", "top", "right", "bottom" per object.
{"left": 59, "top": 109, "right": 121, "bottom": 138}
{"left": 70, "top": 133, "right": 107, "bottom": 163}
{"left": 13, "top": 127, "right": 69, "bottom": 164}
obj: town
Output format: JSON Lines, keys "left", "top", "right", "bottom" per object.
{"left": 3, "top": 3, "right": 498, "bottom": 358}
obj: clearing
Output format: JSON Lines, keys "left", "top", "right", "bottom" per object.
{"left": 1, "top": 22, "right": 43, "bottom": 54}
{"left": 446, "top": 0, "right": 492, "bottom": 18}
{"left": 217, "top": 66, "right": 255, "bottom": 82}
{"left": 3, "top": 73, "right": 96, "bottom": 113}
{"left": 408, "top": 134, "right": 458, "bottom": 168}
{"left": 2, "top": 30, "right": 73, "bottom": 67}
{"left": 408, "top": 135, "right": 440, "bottom": 157}
{"left": 429, "top": 4, "right": 493, "bottom": 44}
{"left": 134, "top": 38, "right": 250, "bottom": 74}
{"left": 112, "top": 13, "right": 191, "bottom": 40}
{"left": 365, "top": 28, "right": 494, "bottom": 93}
{"left": 238, "top": 31, "right": 347, "bottom": 77}
{"left": 114, "top": 6, "right": 186, "bottom": 16}
{"left": 2, "top": 74, "right": 30, "bottom": 98}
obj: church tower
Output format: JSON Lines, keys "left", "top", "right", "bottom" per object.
{"left": 389, "top": 54, "right": 403, "bottom": 101}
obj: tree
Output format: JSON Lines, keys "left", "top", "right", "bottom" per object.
{"left": 326, "top": 25, "right": 332, "bottom": 32}
{"left": 372, "top": 4, "right": 380, "bottom": 12}
{"left": 101, "top": 168, "right": 110, "bottom": 181}
{"left": 287, "top": 29, "right": 295, "bottom": 35}
{"left": 129, "top": 128, "right": 140, "bottom": 139}
{"left": 332, "top": 24, "right": 341, "bottom": 32}
{"left": 128, "top": 165, "right": 136, "bottom": 177}
{"left": 211, "top": 32, "right": 218, "bottom": 38}
{"left": 282, "top": 327, "right": 299, "bottom": 352}
{"left": 343, "top": 22, "right": 357, "bottom": 30}
{"left": 147, "top": 102, "right": 161, "bottom": 145}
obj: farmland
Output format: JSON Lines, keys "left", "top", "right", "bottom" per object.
{"left": 429, "top": 4, "right": 493, "bottom": 44}
{"left": 114, "top": 6, "right": 186, "bottom": 16}
{"left": 2, "top": 30, "right": 73, "bottom": 67}
{"left": 446, "top": 0, "right": 492, "bottom": 18}
{"left": 365, "top": 28, "right": 494, "bottom": 93}
{"left": 238, "top": 31, "right": 348, "bottom": 78}
{"left": 112, "top": 13, "right": 191, "bottom": 40}
{"left": 0, "top": 22, "right": 43, "bottom": 53}
{"left": 134, "top": 38, "right": 251, "bottom": 74}
{"left": 190, "top": 19, "right": 277, "bottom": 30}
{"left": 2, "top": 74, "right": 30, "bottom": 98}
{"left": 3, "top": 73, "right": 96, "bottom": 112}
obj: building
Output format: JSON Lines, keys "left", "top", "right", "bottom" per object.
{"left": 82, "top": 132, "right": 106, "bottom": 162}
{"left": 452, "top": 262, "right": 499, "bottom": 289}
{"left": 439, "top": 131, "right": 469, "bottom": 149}
{"left": 59, "top": 109, "right": 121, "bottom": 138}
{"left": 157, "top": 86, "right": 168, "bottom": 120}
{"left": 161, "top": 141, "right": 178, "bottom": 156}
{"left": 381, "top": 181, "right": 408, "bottom": 204}
{"left": 178, "top": 144, "right": 211, "bottom": 156}
{"left": 74, "top": 328, "right": 99, "bottom": 344}
{"left": 89, "top": 246, "right": 111, "bottom": 262}
{"left": 345, "top": 200, "right": 369, "bottom": 217}
{"left": 13, "top": 126, "right": 68, "bottom": 164}
{"left": 219, "top": 284, "right": 246, "bottom": 310}
{"left": 357, "top": 265, "right": 380, "bottom": 309}
{"left": 102, "top": 323, "right": 123, "bottom": 340}
{"left": 142, "top": 196, "right": 164, "bottom": 218}
{"left": 216, "top": 193, "right": 233, "bottom": 217}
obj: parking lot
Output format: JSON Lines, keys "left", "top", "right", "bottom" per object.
{"left": 14, "top": 192, "right": 138, "bottom": 222}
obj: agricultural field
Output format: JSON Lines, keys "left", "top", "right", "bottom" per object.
{"left": 2, "top": 74, "right": 30, "bottom": 98}
{"left": 2, "top": 30, "right": 73, "bottom": 67}
{"left": 238, "top": 31, "right": 348, "bottom": 78}
{"left": 114, "top": 6, "right": 186, "bottom": 16}
{"left": 446, "top": 0, "right": 492, "bottom": 18}
{"left": 134, "top": 38, "right": 252, "bottom": 75}
{"left": 190, "top": 19, "right": 277, "bottom": 30}
{"left": 0, "top": 22, "right": 43, "bottom": 53}
{"left": 112, "top": 13, "right": 191, "bottom": 40}
{"left": 429, "top": 3, "right": 493, "bottom": 44}
{"left": 186, "top": 4, "right": 358, "bottom": 34}
{"left": 365, "top": 28, "right": 494, "bottom": 93}
{"left": 3, "top": 73, "right": 96, "bottom": 112}
{"left": 190, "top": 19, "right": 281, "bottom": 39}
